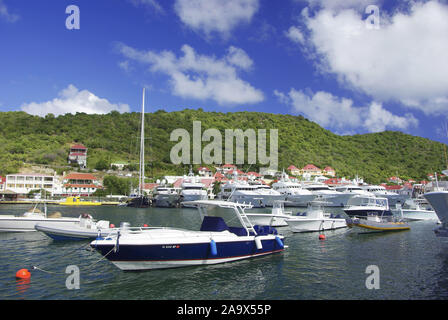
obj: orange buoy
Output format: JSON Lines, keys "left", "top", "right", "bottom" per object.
{"left": 110, "top": 224, "right": 115, "bottom": 228}
{"left": 15, "top": 269, "right": 31, "bottom": 280}
{"left": 319, "top": 234, "right": 326, "bottom": 240}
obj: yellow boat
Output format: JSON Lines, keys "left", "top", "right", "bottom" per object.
{"left": 59, "top": 196, "right": 102, "bottom": 206}
{"left": 347, "top": 214, "right": 410, "bottom": 232}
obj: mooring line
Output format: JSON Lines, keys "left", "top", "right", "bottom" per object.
{"left": 29, "top": 242, "right": 116, "bottom": 276}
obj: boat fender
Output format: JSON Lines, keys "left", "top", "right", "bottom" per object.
{"left": 275, "top": 236, "right": 284, "bottom": 248}
{"left": 210, "top": 239, "right": 218, "bottom": 256}
{"left": 114, "top": 231, "right": 120, "bottom": 253}
{"left": 255, "top": 237, "right": 263, "bottom": 250}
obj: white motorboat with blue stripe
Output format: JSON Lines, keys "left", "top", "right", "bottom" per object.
{"left": 90, "top": 200, "right": 286, "bottom": 271}
{"left": 35, "top": 214, "right": 115, "bottom": 241}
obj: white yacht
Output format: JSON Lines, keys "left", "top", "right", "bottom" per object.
{"left": 285, "top": 200, "right": 347, "bottom": 233}
{"left": 424, "top": 191, "right": 448, "bottom": 236}
{"left": 330, "top": 185, "right": 375, "bottom": 207}
{"left": 245, "top": 201, "right": 293, "bottom": 227}
{"left": 0, "top": 203, "right": 81, "bottom": 232}
{"left": 303, "top": 183, "right": 345, "bottom": 207}
{"left": 250, "top": 182, "right": 286, "bottom": 207}
{"left": 344, "top": 195, "right": 392, "bottom": 217}
{"left": 361, "top": 185, "right": 409, "bottom": 206}
{"left": 391, "top": 198, "right": 440, "bottom": 222}
{"left": 153, "top": 186, "right": 180, "bottom": 208}
{"left": 271, "top": 174, "right": 316, "bottom": 207}
{"left": 180, "top": 172, "right": 208, "bottom": 207}
{"left": 219, "top": 180, "right": 265, "bottom": 207}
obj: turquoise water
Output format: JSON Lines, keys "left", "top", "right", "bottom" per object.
{"left": 1, "top": 204, "right": 448, "bottom": 300}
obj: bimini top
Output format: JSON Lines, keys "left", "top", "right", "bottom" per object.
{"left": 183, "top": 200, "right": 256, "bottom": 236}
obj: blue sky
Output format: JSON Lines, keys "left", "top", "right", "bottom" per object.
{"left": 0, "top": 0, "right": 447, "bottom": 143}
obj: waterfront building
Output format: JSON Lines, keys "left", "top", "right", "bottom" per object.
{"left": 61, "top": 172, "right": 101, "bottom": 196}
{"left": 5, "top": 173, "right": 56, "bottom": 195}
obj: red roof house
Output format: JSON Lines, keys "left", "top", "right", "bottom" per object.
{"left": 302, "top": 164, "right": 322, "bottom": 175}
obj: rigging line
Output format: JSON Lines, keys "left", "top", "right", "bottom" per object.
{"left": 31, "top": 244, "right": 116, "bottom": 276}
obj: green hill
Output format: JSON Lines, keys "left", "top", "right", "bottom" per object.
{"left": 0, "top": 110, "right": 446, "bottom": 184}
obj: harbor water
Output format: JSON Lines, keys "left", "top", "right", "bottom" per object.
{"left": 1, "top": 204, "right": 448, "bottom": 300}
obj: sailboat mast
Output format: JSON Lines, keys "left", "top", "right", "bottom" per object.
{"left": 139, "top": 88, "right": 145, "bottom": 197}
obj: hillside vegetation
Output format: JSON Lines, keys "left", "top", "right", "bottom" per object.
{"left": 0, "top": 110, "right": 446, "bottom": 184}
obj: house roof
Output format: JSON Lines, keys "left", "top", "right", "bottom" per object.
{"left": 303, "top": 164, "right": 320, "bottom": 171}
{"left": 63, "top": 184, "right": 99, "bottom": 189}
{"left": 141, "top": 183, "right": 159, "bottom": 190}
{"left": 71, "top": 144, "right": 87, "bottom": 150}
{"left": 288, "top": 165, "right": 299, "bottom": 170}
{"left": 247, "top": 171, "right": 261, "bottom": 177}
{"left": 198, "top": 166, "right": 211, "bottom": 171}
{"left": 227, "top": 169, "right": 245, "bottom": 175}
{"left": 324, "top": 166, "right": 335, "bottom": 171}
{"left": 222, "top": 164, "right": 236, "bottom": 168}
{"left": 64, "top": 173, "right": 97, "bottom": 181}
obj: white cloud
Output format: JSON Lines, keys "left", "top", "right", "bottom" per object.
{"left": 117, "top": 43, "right": 264, "bottom": 106}
{"left": 174, "top": 0, "right": 259, "bottom": 38}
{"left": 289, "top": 1, "right": 448, "bottom": 115}
{"left": 21, "top": 85, "right": 130, "bottom": 117}
{"left": 274, "top": 89, "right": 418, "bottom": 133}
{"left": 285, "top": 26, "right": 305, "bottom": 44}
{"left": 301, "top": 0, "right": 381, "bottom": 11}
{"left": 128, "top": 0, "right": 164, "bottom": 14}
{"left": 0, "top": 0, "right": 19, "bottom": 22}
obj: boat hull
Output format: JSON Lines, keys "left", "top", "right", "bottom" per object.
{"left": 91, "top": 235, "right": 285, "bottom": 271}
{"left": 154, "top": 195, "right": 179, "bottom": 207}
{"left": 424, "top": 191, "right": 448, "bottom": 225}
{"left": 344, "top": 209, "right": 393, "bottom": 218}
{"left": 392, "top": 209, "right": 440, "bottom": 221}
{"left": 0, "top": 217, "right": 80, "bottom": 233}
{"left": 126, "top": 196, "right": 151, "bottom": 208}
{"left": 180, "top": 194, "right": 208, "bottom": 207}
{"left": 347, "top": 218, "right": 410, "bottom": 232}
{"left": 35, "top": 223, "right": 115, "bottom": 241}
{"left": 285, "top": 194, "right": 317, "bottom": 207}
{"left": 246, "top": 214, "right": 289, "bottom": 227}
{"left": 286, "top": 218, "right": 347, "bottom": 233}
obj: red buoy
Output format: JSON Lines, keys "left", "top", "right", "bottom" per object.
{"left": 110, "top": 224, "right": 115, "bottom": 228}
{"left": 319, "top": 234, "right": 326, "bottom": 240}
{"left": 143, "top": 224, "right": 148, "bottom": 227}
{"left": 15, "top": 269, "right": 31, "bottom": 280}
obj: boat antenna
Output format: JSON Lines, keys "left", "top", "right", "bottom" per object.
{"left": 138, "top": 88, "right": 146, "bottom": 197}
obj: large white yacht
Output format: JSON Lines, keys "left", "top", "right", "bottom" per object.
{"left": 180, "top": 171, "right": 208, "bottom": 207}
{"left": 153, "top": 186, "right": 180, "bottom": 208}
{"left": 424, "top": 191, "right": 448, "bottom": 237}
{"left": 303, "top": 183, "right": 346, "bottom": 207}
{"left": 219, "top": 180, "right": 266, "bottom": 207}
{"left": 331, "top": 185, "right": 375, "bottom": 207}
{"left": 271, "top": 174, "right": 316, "bottom": 207}
{"left": 360, "top": 185, "right": 409, "bottom": 206}
{"left": 249, "top": 181, "right": 285, "bottom": 207}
